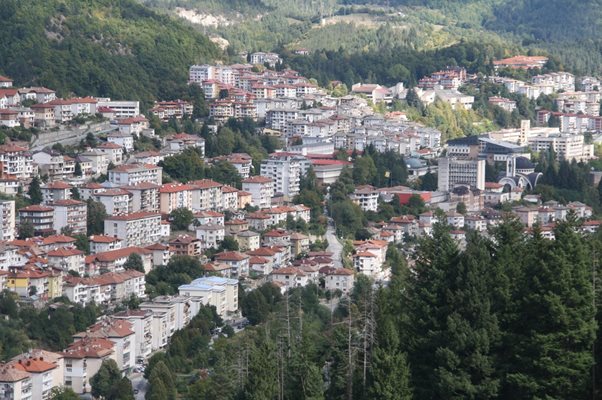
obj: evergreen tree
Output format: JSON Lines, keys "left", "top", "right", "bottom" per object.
{"left": 74, "top": 161, "right": 82, "bottom": 177}
{"left": 86, "top": 199, "right": 107, "bottom": 235}
{"left": 70, "top": 187, "right": 81, "bottom": 200}
{"left": 49, "top": 387, "right": 80, "bottom": 400}
{"left": 90, "top": 359, "right": 121, "bottom": 399}
{"left": 110, "top": 377, "right": 135, "bottom": 400}
{"left": 146, "top": 375, "right": 168, "bottom": 400}
{"left": 502, "top": 220, "right": 596, "bottom": 399}
{"left": 149, "top": 361, "right": 176, "bottom": 399}
{"left": 124, "top": 253, "right": 145, "bottom": 272}
{"left": 244, "top": 336, "right": 278, "bottom": 400}
{"left": 28, "top": 176, "right": 42, "bottom": 204}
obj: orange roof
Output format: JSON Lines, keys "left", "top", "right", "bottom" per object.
{"left": 43, "top": 181, "right": 72, "bottom": 190}
{"left": 354, "top": 251, "right": 377, "bottom": 258}
{"left": 92, "top": 247, "right": 151, "bottom": 263}
{"left": 47, "top": 247, "right": 84, "bottom": 257}
{"left": 74, "top": 318, "right": 134, "bottom": 339}
{"left": 62, "top": 337, "right": 114, "bottom": 359}
{"left": 247, "top": 247, "right": 277, "bottom": 257}
{"left": 41, "top": 235, "right": 76, "bottom": 245}
{"left": 105, "top": 211, "right": 160, "bottom": 221}
{"left": 159, "top": 183, "right": 194, "bottom": 193}
{"left": 215, "top": 251, "right": 249, "bottom": 261}
{"left": 89, "top": 235, "right": 121, "bottom": 243}
{"left": 12, "top": 357, "right": 56, "bottom": 373}
{"left": 242, "top": 176, "right": 272, "bottom": 184}
{"left": 188, "top": 179, "right": 222, "bottom": 189}
{"left": 19, "top": 205, "right": 53, "bottom": 212}
{"left": 52, "top": 199, "right": 85, "bottom": 207}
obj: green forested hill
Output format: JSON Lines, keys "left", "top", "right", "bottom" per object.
{"left": 0, "top": 0, "right": 219, "bottom": 104}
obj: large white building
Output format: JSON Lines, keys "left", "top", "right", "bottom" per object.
{"left": 178, "top": 276, "right": 239, "bottom": 317}
{"left": 108, "top": 163, "right": 162, "bottom": 186}
{"left": 260, "top": 154, "right": 308, "bottom": 199}
{"left": 96, "top": 99, "right": 140, "bottom": 118}
{"left": 437, "top": 157, "right": 486, "bottom": 191}
{"left": 0, "top": 200, "right": 15, "bottom": 241}
{"left": 52, "top": 199, "right": 87, "bottom": 235}
{"left": 242, "top": 176, "right": 273, "bottom": 208}
{"left": 104, "top": 212, "right": 163, "bottom": 247}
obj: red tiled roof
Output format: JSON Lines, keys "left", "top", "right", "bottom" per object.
{"left": 242, "top": 176, "right": 272, "bottom": 184}
{"left": 47, "top": 247, "right": 84, "bottom": 257}
{"left": 105, "top": 211, "right": 160, "bottom": 221}
{"left": 215, "top": 251, "right": 249, "bottom": 261}
{"left": 92, "top": 247, "right": 151, "bottom": 263}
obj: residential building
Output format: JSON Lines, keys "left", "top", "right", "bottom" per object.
{"left": 40, "top": 181, "right": 72, "bottom": 205}
{"left": 350, "top": 185, "right": 379, "bottom": 212}
{"left": 93, "top": 189, "right": 132, "bottom": 216}
{"left": 242, "top": 176, "right": 273, "bottom": 208}
{"left": 107, "top": 132, "right": 134, "bottom": 152}
{"left": 323, "top": 267, "right": 355, "bottom": 294}
{"left": 62, "top": 337, "right": 116, "bottom": 394}
{"left": 18, "top": 205, "right": 55, "bottom": 236}
{"left": 0, "top": 363, "right": 33, "bottom": 400}
{"left": 96, "top": 99, "right": 140, "bottom": 118}
{"left": 47, "top": 247, "right": 85, "bottom": 275}
{"left": 104, "top": 212, "right": 163, "bottom": 247}
{"left": 0, "top": 144, "right": 33, "bottom": 179}
{"left": 89, "top": 235, "right": 123, "bottom": 254}
{"left": 178, "top": 276, "right": 239, "bottom": 317}
{"left": 52, "top": 199, "right": 87, "bottom": 235}
{"left": 159, "top": 183, "right": 194, "bottom": 214}
{"left": 189, "top": 179, "right": 223, "bottom": 211}
{"left": 113, "top": 310, "right": 154, "bottom": 362}
{"left": 0, "top": 200, "right": 15, "bottom": 241}
{"left": 9, "top": 350, "right": 63, "bottom": 400}
{"left": 214, "top": 251, "right": 250, "bottom": 277}
{"left": 122, "top": 182, "right": 160, "bottom": 213}
{"left": 235, "top": 230, "right": 261, "bottom": 251}
{"left": 195, "top": 224, "right": 225, "bottom": 249}
{"left": 169, "top": 235, "right": 202, "bottom": 257}
{"left": 108, "top": 163, "right": 162, "bottom": 186}
{"left": 260, "top": 154, "right": 306, "bottom": 198}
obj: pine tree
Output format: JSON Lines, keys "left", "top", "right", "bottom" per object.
{"left": 110, "top": 377, "right": 135, "bottom": 400}
{"left": 502, "top": 220, "right": 596, "bottom": 398}
{"left": 74, "top": 161, "right": 82, "bottom": 177}
{"left": 149, "top": 361, "right": 176, "bottom": 399}
{"left": 90, "top": 359, "right": 121, "bottom": 399}
{"left": 244, "top": 336, "right": 279, "bottom": 400}
{"left": 146, "top": 375, "right": 168, "bottom": 400}
{"left": 28, "top": 176, "right": 42, "bottom": 204}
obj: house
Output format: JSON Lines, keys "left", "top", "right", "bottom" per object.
{"left": 97, "top": 142, "right": 124, "bottom": 165}
{"left": 30, "top": 103, "right": 56, "bottom": 127}
{"left": 323, "top": 267, "right": 355, "bottom": 294}
{"left": 52, "top": 199, "right": 87, "bottom": 235}
{"left": 214, "top": 251, "right": 250, "bottom": 277}
{"left": 145, "top": 243, "right": 172, "bottom": 267}
{"left": 350, "top": 185, "right": 379, "bottom": 212}
{"left": 104, "top": 212, "right": 163, "bottom": 247}
{"left": 221, "top": 185, "right": 239, "bottom": 210}
{"left": 165, "top": 133, "right": 205, "bottom": 155}
{"left": 290, "top": 232, "right": 310, "bottom": 256}
{"left": 107, "top": 131, "right": 134, "bottom": 152}
{"left": 242, "top": 176, "right": 273, "bottom": 208}
{"left": 117, "top": 116, "right": 148, "bottom": 137}
{"left": 235, "top": 230, "right": 261, "bottom": 251}
{"left": 246, "top": 212, "right": 271, "bottom": 231}
{"left": 188, "top": 179, "right": 223, "bottom": 211}
{"left": 0, "top": 109, "right": 19, "bottom": 127}
{"left": 270, "top": 267, "right": 309, "bottom": 291}
{"left": 89, "top": 235, "right": 123, "bottom": 254}
{"left": 139, "top": 296, "right": 202, "bottom": 338}
{"left": 169, "top": 235, "right": 203, "bottom": 257}
{"left": 249, "top": 256, "right": 272, "bottom": 275}
{"left": 195, "top": 224, "right": 225, "bottom": 249}
{"left": 47, "top": 247, "right": 85, "bottom": 275}
{"left": 192, "top": 210, "right": 225, "bottom": 226}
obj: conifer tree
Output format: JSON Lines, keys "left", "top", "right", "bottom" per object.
{"left": 28, "top": 176, "right": 42, "bottom": 204}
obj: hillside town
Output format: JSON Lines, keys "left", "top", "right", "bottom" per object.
{"left": 0, "top": 49, "right": 602, "bottom": 398}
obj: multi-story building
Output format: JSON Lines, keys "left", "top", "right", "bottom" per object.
{"left": 178, "top": 276, "right": 239, "bottom": 317}
{"left": 0, "top": 363, "right": 33, "bottom": 400}
{"left": 93, "top": 189, "right": 132, "bottom": 216}
{"left": 242, "top": 176, "right": 273, "bottom": 208}
{"left": 18, "top": 205, "right": 55, "bottom": 236}
{"left": 89, "top": 235, "right": 123, "bottom": 254}
{"left": 108, "top": 163, "right": 162, "bottom": 186}
{"left": 113, "top": 309, "right": 154, "bottom": 363}
{"left": 40, "top": 181, "right": 72, "bottom": 205}
{"left": 350, "top": 185, "right": 379, "bottom": 212}
{"left": 47, "top": 247, "right": 86, "bottom": 275}
{"left": 195, "top": 224, "right": 225, "bottom": 249}
{"left": 95, "top": 99, "right": 140, "bottom": 118}
{"left": 97, "top": 142, "right": 124, "bottom": 165}
{"left": 169, "top": 235, "right": 202, "bottom": 257}
{"left": 266, "top": 109, "right": 299, "bottom": 132}
{"left": 214, "top": 251, "right": 250, "bottom": 277}
{"left": 323, "top": 267, "right": 355, "bottom": 294}
{"left": 52, "top": 199, "right": 87, "bottom": 235}
{"left": 0, "top": 200, "right": 15, "bottom": 241}
{"left": 437, "top": 157, "right": 486, "bottom": 191}
{"left": 121, "top": 182, "right": 160, "bottom": 213}
{"left": 72, "top": 318, "right": 136, "bottom": 373}
{"left": 527, "top": 133, "right": 593, "bottom": 162}
{"left": 9, "top": 350, "right": 63, "bottom": 400}
{"left": 260, "top": 154, "right": 307, "bottom": 199}
{"left": 104, "top": 212, "right": 163, "bottom": 247}
{"left": 32, "top": 151, "right": 76, "bottom": 180}
{"left": 62, "top": 337, "right": 116, "bottom": 394}
{"left": 189, "top": 179, "right": 223, "bottom": 211}
{"left": 159, "top": 183, "right": 194, "bottom": 214}
{"left": 0, "top": 144, "right": 33, "bottom": 179}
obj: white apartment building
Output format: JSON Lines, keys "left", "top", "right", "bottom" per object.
{"left": 260, "top": 154, "right": 307, "bottom": 198}
{"left": 93, "top": 189, "right": 132, "bottom": 216}
{"left": 104, "top": 212, "right": 163, "bottom": 247}
{"left": 0, "top": 200, "right": 15, "bottom": 241}
{"left": 108, "top": 163, "right": 162, "bottom": 186}
{"left": 52, "top": 199, "right": 87, "bottom": 235}
{"left": 96, "top": 99, "right": 140, "bottom": 118}
{"left": 113, "top": 309, "right": 154, "bottom": 362}
{"left": 195, "top": 224, "right": 225, "bottom": 249}
{"left": 178, "top": 276, "right": 239, "bottom": 317}
{"left": 62, "top": 337, "right": 117, "bottom": 394}
{"left": 189, "top": 179, "right": 223, "bottom": 211}
{"left": 242, "top": 176, "right": 273, "bottom": 208}
{"left": 266, "top": 109, "right": 299, "bottom": 132}
{"left": 324, "top": 268, "right": 355, "bottom": 294}
{"left": 528, "top": 133, "right": 593, "bottom": 162}
{"left": 0, "top": 144, "right": 33, "bottom": 179}
{"left": 8, "top": 350, "right": 63, "bottom": 400}
{"left": 139, "top": 296, "right": 202, "bottom": 339}
{"left": 350, "top": 185, "right": 379, "bottom": 212}
{"left": 437, "top": 157, "right": 486, "bottom": 191}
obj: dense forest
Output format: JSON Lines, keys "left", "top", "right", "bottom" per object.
{"left": 141, "top": 217, "right": 602, "bottom": 399}
{"left": 0, "top": 0, "right": 219, "bottom": 105}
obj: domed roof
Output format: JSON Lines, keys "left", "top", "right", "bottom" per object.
{"left": 406, "top": 158, "right": 426, "bottom": 169}
{"left": 515, "top": 156, "right": 535, "bottom": 170}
